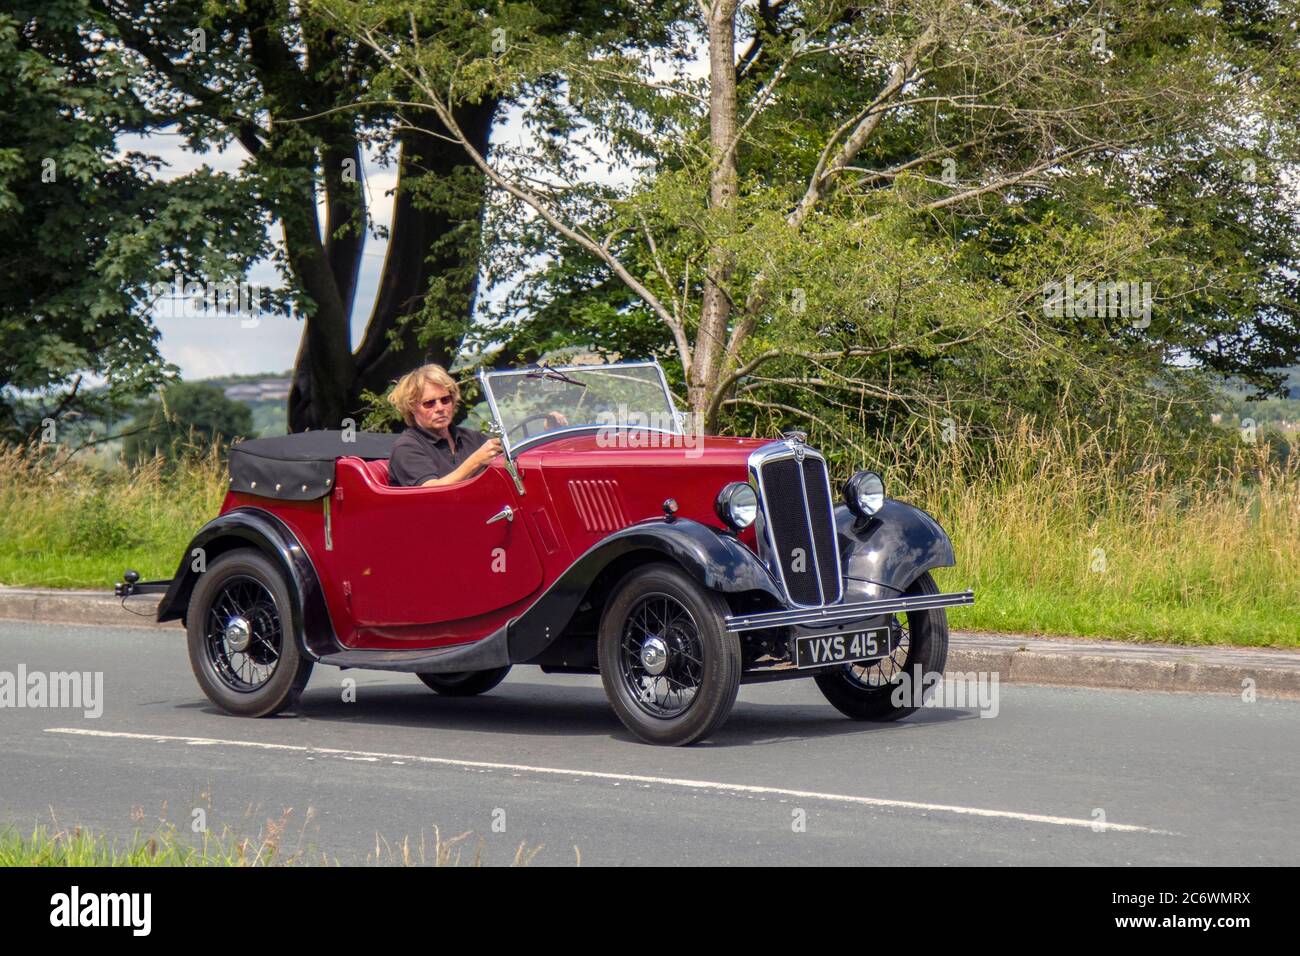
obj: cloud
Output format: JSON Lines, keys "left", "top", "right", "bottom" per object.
{"left": 153, "top": 312, "right": 304, "bottom": 379}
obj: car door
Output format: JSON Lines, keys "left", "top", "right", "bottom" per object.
{"left": 338, "top": 464, "right": 544, "bottom": 628}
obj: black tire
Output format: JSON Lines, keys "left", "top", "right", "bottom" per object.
{"left": 416, "top": 666, "right": 512, "bottom": 696}
{"left": 186, "top": 549, "right": 313, "bottom": 717}
{"left": 597, "top": 563, "right": 741, "bottom": 746}
{"left": 814, "top": 571, "right": 949, "bottom": 721}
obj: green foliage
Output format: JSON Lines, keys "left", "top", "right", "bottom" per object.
{"left": 358, "top": 385, "right": 404, "bottom": 433}
{"left": 905, "top": 417, "right": 1300, "bottom": 647}
{"left": 0, "top": 2, "right": 273, "bottom": 442}
{"left": 0, "top": 819, "right": 545, "bottom": 866}
{"left": 1, "top": 822, "right": 282, "bottom": 867}
{"left": 335, "top": 0, "right": 1300, "bottom": 449}
{"left": 122, "top": 382, "right": 253, "bottom": 464}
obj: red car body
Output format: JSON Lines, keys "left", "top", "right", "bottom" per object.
{"left": 221, "top": 433, "right": 765, "bottom": 651}
{"left": 121, "top": 360, "right": 973, "bottom": 744}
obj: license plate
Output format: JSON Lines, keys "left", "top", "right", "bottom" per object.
{"left": 794, "top": 626, "right": 892, "bottom": 669}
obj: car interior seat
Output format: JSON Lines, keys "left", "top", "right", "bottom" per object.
{"left": 362, "top": 458, "right": 390, "bottom": 486}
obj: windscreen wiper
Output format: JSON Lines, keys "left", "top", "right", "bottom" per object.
{"left": 525, "top": 362, "right": 587, "bottom": 388}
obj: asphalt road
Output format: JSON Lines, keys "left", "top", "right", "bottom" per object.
{"left": 2, "top": 620, "right": 1296, "bottom": 866}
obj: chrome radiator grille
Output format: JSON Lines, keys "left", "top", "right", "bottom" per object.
{"left": 751, "top": 444, "right": 843, "bottom": 607}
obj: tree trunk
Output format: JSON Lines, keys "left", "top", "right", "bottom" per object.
{"left": 689, "top": 1, "right": 741, "bottom": 427}
{"left": 349, "top": 99, "right": 498, "bottom": 412}
{"left": 278, "top": 155, "right": 356, "bottom": 431}
{"left": 288, "top": 98, "right": 498, "bottom": 431}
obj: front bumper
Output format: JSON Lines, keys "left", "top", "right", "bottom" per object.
{"left": 724, "top": 589, "right": 974, "bottom": 632}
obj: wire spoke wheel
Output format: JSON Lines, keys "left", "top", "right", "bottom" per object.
{"left": 617, "top": 592, "right": 704, "bottom": 719}
{"left": 204, "top": 575, "right": 283, "bottom": 693}
{"left": 599, "top": 564, "right": 741, "bottom": 745}
{"left": 813, "top": 572, "right": 949, "bottom": 722}
{"left": 842, "top": 614, "right": 910, "bottom": 688}
{"left": 187, "top": 549, "right": 312, "bottom": 718}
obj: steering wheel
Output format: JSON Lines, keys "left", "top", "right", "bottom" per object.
{"left": 506, "top": 413, "right": 558, "bottom": 441}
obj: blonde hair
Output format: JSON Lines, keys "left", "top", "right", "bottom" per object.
{"left": 389, "top": 363, "right": 460, "bottom": 426}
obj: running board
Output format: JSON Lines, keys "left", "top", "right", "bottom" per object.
{"left": 316, "top": 626, "right": 510, "bottom": 673}
{"left": 724, "top": 590, "right": 974, "bottom": 632}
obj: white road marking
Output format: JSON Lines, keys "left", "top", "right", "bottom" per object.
{"left": 45, "top": 727, "right": 1171, "bottom": 834}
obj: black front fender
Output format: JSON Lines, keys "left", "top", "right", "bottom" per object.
{"left": 507, "top": 517, "right": 782, "bottom": 662}
{"left": 156, "top": 508, "right": 339, "bottom": 659}
{"left": 835, "top": 499, "right": 956, "bottom": 594}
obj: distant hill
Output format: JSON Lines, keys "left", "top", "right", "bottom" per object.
{"left": 1223, "top": 365, "right": 1300, "bottom": 431}
{"left": 201, "top": 373, "right": 290, "bottom": 437}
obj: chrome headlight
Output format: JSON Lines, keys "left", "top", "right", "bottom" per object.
{"left": 844, "top": 470, "right": 885, "bottom": 519}
{"left": 715, "top": 481, "right": 758, "bottom": 530}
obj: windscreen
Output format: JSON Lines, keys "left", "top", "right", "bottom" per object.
{"left": 480, "top": 362, "right": 682, "bottom": 452}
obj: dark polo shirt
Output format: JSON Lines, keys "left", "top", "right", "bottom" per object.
{"left": 388, "top": 423, "right": 488, "bottom": 487}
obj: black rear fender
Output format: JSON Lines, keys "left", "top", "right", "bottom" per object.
{"left": 156, "top": 508, "right": 338, "bottom": 659}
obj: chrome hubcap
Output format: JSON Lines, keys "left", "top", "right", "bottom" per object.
{"left": 223, "top": 615, "right": 252, "bottom": 653}
{"left": 640, "top": 636, "right": 669, "bottom": 675}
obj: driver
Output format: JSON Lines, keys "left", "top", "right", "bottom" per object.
{"left": 386, "top": 364, "right": 502, "bottom": 487}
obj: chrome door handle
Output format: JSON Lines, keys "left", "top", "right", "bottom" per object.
{"left": 486, "top": 505, "right": 515, "bottom": 525}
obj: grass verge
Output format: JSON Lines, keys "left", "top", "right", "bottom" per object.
{"left": 0, "top": 817, "right": 555, "bottom": 866}
{"left": 892, "top": 419, "right": 1299, "bottom": 646}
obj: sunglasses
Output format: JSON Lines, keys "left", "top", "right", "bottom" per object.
{"left": 421, "top": 395, "right": 455, "bottom": 409}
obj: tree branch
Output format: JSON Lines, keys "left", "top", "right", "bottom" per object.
{"left": 791, "top": 24, "right": 938, "bottom": 228}
{"left": 344, "top": 13, "right": 685, "bottom": 368}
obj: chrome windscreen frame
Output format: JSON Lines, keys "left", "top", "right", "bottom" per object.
{"left": 746, "top": 438, "right": 844, "bottom": 609}
{"left": 477, "top": 359, "right": 683, "bottom": 460}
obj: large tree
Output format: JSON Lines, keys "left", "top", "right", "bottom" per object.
{"left": 324, "top": 0, "right": 1300, "bottom": 441}
{"left": 0, "top": 1, "right": 268, "bottom": 443}
{"left": 87, "top": 0, "right": 504, "bottom": 432}
{"left": 3, "top": 1, "right": 684, "bottom": 439}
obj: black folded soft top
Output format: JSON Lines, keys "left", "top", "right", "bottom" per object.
{"left": 228, "top": 430, "right": 398, "bottom": 500}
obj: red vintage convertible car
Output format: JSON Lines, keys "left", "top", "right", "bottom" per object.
{"left": 118, "top": 360, "right": 972, "bottom": 745}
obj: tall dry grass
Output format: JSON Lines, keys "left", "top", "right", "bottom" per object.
{"left": 871, "top": 416, "right": 1300, "bottom": 645}
{"left": 0, "top": 443, "right": 227, "bottom": 589}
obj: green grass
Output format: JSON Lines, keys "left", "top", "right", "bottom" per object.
{"left": 0, "top": 445, "right": 226, "bottom": 589}
{"left": 0, "top": 818, "right": 295, "bottom": 866}
{"left": 0, "top": 818, "right": 551, "bottom": 866}
{"left": 897, "top": 420, "right": 1300, "bottom": 647}
{"left": 2, "top": 428, "right": 1296, "bottom": 648}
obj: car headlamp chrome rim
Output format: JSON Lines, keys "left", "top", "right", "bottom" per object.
{"left": 715, "top": 481, "right": 758, "bottom": 530}
{"left": 844, "top": 470, "right": 885, "bottom": 519}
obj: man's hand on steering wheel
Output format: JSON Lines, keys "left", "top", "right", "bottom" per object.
{"left": 507, "top": 410, "right": 570, "bottom": 440}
